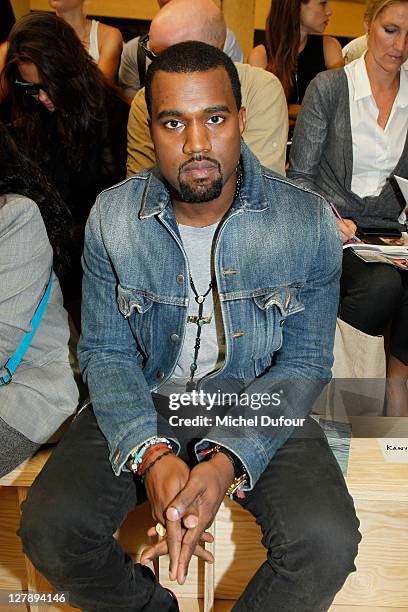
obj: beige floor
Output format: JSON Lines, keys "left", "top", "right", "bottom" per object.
{"left": 176, "top": 600, "right": 408, "bottom": 612}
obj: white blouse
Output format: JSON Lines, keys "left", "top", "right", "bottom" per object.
{"left": 345, "top": 53, "right": 408, "bottom": 199}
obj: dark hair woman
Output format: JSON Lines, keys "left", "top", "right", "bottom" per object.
{"left": 248, "top": 0, "right": 343, "bottom": 125}
{"left": 3, "top": 12, "right": 129, "bottom": 300}
{"left": 0, "top": 124, "right": 78, "bottom": 476}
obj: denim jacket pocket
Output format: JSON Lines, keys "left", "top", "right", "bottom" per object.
{"left": 252, "top": 284, "right": 305, "bottom": 356}
{"left": 117, "top": 284, "right": 155, "bottom": 360}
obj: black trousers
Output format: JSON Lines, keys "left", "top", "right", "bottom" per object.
{"left": 340, "top": 250, "right": 408, "bottom": 365}
{"left": 19, "top": 407, "right": 360, "bottom": 612}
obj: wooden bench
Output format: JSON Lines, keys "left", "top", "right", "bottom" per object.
{"left": 1, "top": 417, "right": 408, "bottom": 612}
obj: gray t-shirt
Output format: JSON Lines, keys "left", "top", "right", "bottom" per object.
{"left": 118, "top": 29, "right": 244, "bottom": 100}
{"left": 159, "top": 222, "right": 225, "bottom": 395}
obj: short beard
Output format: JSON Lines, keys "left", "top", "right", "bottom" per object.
{"left": 177, "top": 156, "right": 223, "bottom": 203}
{"left": 178, "top": 176, "right": 223, "bottom": 203}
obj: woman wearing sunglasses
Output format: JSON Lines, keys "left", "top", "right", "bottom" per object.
{"left": 3, "top": 12, "right": 128, "bottom": 305}
{"left": 0, "top": 124, "right": 79, "bottom": 476}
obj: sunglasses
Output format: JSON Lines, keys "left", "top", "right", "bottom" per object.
{"left": 139, "top": 34, "right": 157, "bottom": 62}
{"left": 14, "top": 78, "right": 48, "bottom": 96}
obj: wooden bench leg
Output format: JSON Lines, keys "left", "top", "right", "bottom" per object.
{"left": 204, "top": 522, "right": 215, "bottom": 612}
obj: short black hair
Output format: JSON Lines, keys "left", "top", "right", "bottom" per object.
{"left": 145, "top": 41, "right": 242, "bottom": 117}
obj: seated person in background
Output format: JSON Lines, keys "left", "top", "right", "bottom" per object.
{"left": 248, "top": 0, "right": 343, "bottom": 128}
{"left": 48, "top": 0, "right": 123, "bottom": 84}
{"left": 342, "top": 34, "right": 372, "bottom": 64}
{"left": 0, "top": 0, "right": 123, "bottom": 100}
{"left": 119, "top": 0, "right": 243, "bottom": 101}
{"left": 19, "top": 41, "right": 359, "bottom": 612}
{"left": 3, "top": 12, "right": 129, "bottom": 301}
{"left": 288, "top": 0, "right": 408, "bottom": 416}
{"left": 127, "top": 0, "right": 288, "bottom": 175}
{"left": 0, "top": 124, "right": 79, "bottom": 477}
{"left": 343, "top": 31, "right": 408, "bottom": 69}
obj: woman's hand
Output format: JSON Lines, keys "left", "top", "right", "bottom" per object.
{"left": 336, "top": 218, "right": 357, "bottom": 243}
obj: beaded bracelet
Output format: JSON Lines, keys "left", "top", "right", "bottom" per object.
{"left": 141, "top": 449, "right": 173, "bottom": 483}
{"left": 131, "top": 436, "right": 173, "bottom": 468}
{"left": 137, "top": 443, "right": 172, "bottom": 477}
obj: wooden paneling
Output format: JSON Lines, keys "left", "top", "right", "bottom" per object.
{"left": 347, "top": 438, "right": 408, "bottom": 502}
{"left": 254, "top": 0, "right": 366, "bottom": 39}
{"left": 0, "top": 487, "right": 26, "bottom": 591}
{"left": 213, "top": 605, "right": 408, "bottom": 612}
{"left": 212, "top": 431, "right": 408, "bottom": 607}
{"left": 30, "top": 0, "right": 158, "bottom": 20}
{"left": 334, "top": 500, "right": 408, "bottom": 607}
{"left": 222, "top": 0, "right": 255, "bottom": 60}
{"left": 10, "top": 0, "right": 30, "bottom": 19}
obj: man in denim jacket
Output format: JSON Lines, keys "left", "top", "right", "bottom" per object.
{"left": 20, "top": 42, "right": 360, "bottom": 612}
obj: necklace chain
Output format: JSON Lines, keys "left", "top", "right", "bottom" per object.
{"left": 185, "top": 164, "right": 242, "bottom": 393}
{"left": 186, "top": 277, "right": 213, "bottom": 392}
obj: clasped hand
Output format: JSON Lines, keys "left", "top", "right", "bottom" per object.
{"left": 140, "top": 451, "right": 234, "bottom": 584}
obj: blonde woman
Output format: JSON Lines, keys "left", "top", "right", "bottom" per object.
{"left": 48, "top": 0, "right": 123, "bottom": 83}
{"left": 289, "top": 0, "right": 408, "bottom": 416}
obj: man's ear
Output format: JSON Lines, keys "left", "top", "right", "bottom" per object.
{"left": 238, "top": 106, "right": 246, "bottom": 136}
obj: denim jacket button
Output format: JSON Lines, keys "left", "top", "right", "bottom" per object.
{"left": 156, "top": 371, "right": 165, "bottom": 379}
{"left": 170, "top": 333, "right": 180, "bottom": 342}
{"left": 176, "top": 274, "right": 184, "bottom": 284}
{"left": 280, "top": 319, "right": 286, "bottom": 327}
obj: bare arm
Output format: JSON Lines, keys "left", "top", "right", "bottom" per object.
{"left": 323, "top": 36, "right": 344, "bottom": 70}
{"left": 97, "top": 24, "right": 123, "bottom": 84}
{"left": 247, "top": 44, "right": 268, "bottom": 68}
{"left": 0, "top": 42, "right": 9, "bottom": 103}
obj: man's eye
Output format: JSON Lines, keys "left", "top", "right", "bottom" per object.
{"left": 207, "top": 116, "right": 225, "bottom": 125}
{"left": 164, "top": 120, "right": 183, "bottom": 129}
{"left": 384, "top": 27, "right": 397, "bottom": 34}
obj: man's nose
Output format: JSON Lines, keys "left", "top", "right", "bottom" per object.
{"left": 326, "top": 2, "right": 333, "bottom": 17}
{"left": 183, "top": 122, "right": 211, "bottom": 155}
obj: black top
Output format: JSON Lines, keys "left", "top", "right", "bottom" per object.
{"left": 0, "top": 0, "right": 15, "bottom": 44}
{"left": 288, "top": 35, "right": 326, "bottom": 104}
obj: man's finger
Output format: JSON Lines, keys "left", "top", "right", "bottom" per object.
{"left": 146, "top": 525, "right": 214, "bottom": 543}
{"left": 140, "top": 535, "right": 214, "bottom": 565}
{"left": 194, "top": 543, "right": 214, "bottom": 564}
{"left": 140, "top": 540, "right": 167, "bottom": 565}
{"left": 166, "top": 478, "right": 203, "bottom": 522}
{"left": 177, "top": 532, "right": 197, "bottom": 585}
{"left": 165, "top": 511, "right": 183, "bottom": 580}
{"left": 183, "top": 513, "right": 199, "bottom": 528}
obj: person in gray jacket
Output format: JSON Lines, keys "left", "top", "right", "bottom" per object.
{"left": 288, "top": 0, "right": 408, "bottom": 416}
{"left": 0, "top": 125, "right": 79, "bottom": 476}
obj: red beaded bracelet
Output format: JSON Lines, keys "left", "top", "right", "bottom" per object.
{"left": 137, "top": 444, "right": 172, "bottom": 477}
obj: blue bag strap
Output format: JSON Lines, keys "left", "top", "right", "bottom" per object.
{"left": 0, "top": 271, "right": 53, "bottom": 386}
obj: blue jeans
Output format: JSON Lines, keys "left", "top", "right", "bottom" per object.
{"left": 19, "top": 407, "right": 360, "bottom": 612}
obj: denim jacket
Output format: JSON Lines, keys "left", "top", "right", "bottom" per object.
{"left": 78, "top": 142, "right": 342, "bottom": 489}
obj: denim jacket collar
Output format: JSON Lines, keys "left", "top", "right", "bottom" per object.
{"left": 139, "top": 140, "right": 269, "bottom": 220}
